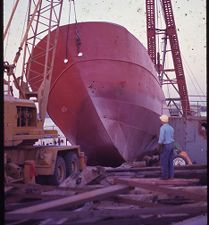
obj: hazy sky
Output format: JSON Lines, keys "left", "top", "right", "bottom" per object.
{"left": 4, "top": 0, "right": 206, "bottom": 99}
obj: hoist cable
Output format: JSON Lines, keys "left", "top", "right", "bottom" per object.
{"left": 156, "top": 0, "right": 160, "bottom": 55}
{"left": 73, "top": 0, "right": 81, "bottom": 51}
{"left": 4, "top": 0, "right": 20, "bottom": 41}
{"left": 72, "top": 0, "right": 78, "bottom": 24}
{"left": 4, "top": 0, "right": 16, "bottom": 59}
{"left": 181, "top": 54, "right": 205, "bottom": 98}
{"left": 65, "top": 0, "right": 72, "bottom": 60}
{"left": 20, "top": 5, "right": 28, "bottom": 48}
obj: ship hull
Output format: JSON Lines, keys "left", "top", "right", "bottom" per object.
{"left": 29, "top": 22, "right": 166, "bottom": 166}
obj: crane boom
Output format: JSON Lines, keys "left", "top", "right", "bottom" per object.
{"left": 21, "top": 0, "right": 64, "bottom": 125}
{"left": 4, "top": 0, "right": 64, "bottom": 127}
{"left": 146, "top": 0, "right": 191, "bottom": 117}
{"left": 4, "top": 0, "right": 21, "bottom": 41}
{"left": 161, "top": 0, "right": 191, "bottom": 116}
{"left": 146, "top": 0, "right": 156, "bottom": 66}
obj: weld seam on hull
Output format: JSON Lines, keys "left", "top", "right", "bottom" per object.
{"left": 102, "top": 116, "right": 158, "bottom": 131}
{"left": 92, "top": 96, "right": 162, "bottom": 115}
{"left": 49, "top": 58, "right": 160, "bottom": 95}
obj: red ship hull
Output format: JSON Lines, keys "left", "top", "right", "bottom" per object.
{"left": 29, "top": 22, "right": 166, "bottom": 166}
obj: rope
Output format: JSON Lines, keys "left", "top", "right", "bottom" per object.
{"left": 181, "top": 54, "right": 205, "bottom": 98}
{"left": 65, "top": 0, "right": 81, "bottom": 60}
{"left": 20, "top": 4, "right": 28, "bottom": 47}
{"left": 156, "top": 0, "right": 160, "bottom": 55}
{"left": 4, "top": 0, "right": 16, "bottom": 59}
{"left": 73, "top": 0, "right": 82, "bottom": 55}
{"left": 65, "top": 0, "right": 72, "bottom": 62}
{"left": 72, "top": 0, "right": 78, "bottom": 24}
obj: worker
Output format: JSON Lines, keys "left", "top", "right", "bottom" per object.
{"left": 57, "top": 135, "right": 61, "bottom": 146}
{"left": 158, "top": 114, "right": 175, "bottom": 180}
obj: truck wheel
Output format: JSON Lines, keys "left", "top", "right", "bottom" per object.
{"left": 36, "top": 175, "right": 48, "bottom": 185}
{"left": 65, "top": 152, "right": 80, "bottom": 177}
{"left": 173, "top": 156, "right": 187, "bottom": 166}
{"left": 48, "top": 156, "right": 66, "bottom": 185}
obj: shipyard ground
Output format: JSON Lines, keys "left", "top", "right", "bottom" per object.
{"left": 5, "top": 163, "right": 207, "bottom": 225}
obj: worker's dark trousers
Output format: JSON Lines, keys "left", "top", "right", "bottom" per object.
{"left": 160, "top": 143, "right": 174, "bottom": 179}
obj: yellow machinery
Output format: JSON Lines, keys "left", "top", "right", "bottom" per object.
{"left": 4, "top": 0, "right": 86, "bottom": 185}
{"left": 4, "top": 93, "right": 86, "bottom": 185}
{"left": 4, "top": 92, "right": 86, "bottom": 185}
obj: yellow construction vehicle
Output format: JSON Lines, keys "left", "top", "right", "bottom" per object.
{"left": 4, "top": 94, "right": 86, "bottom": 185}
{"left": 4, "top": 0, "right": 86, "bottom": 185}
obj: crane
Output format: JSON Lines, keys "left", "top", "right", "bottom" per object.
{"left": 4, "top": 0, "right": 64, "bottom": 126}
{"left": 146, "top": 0, "right": 191, "bottom": 117}
{"left": 4, "top": 0, "right": 85, "bottom": 185}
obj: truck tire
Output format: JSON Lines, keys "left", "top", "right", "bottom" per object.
{"left": 65, "top": 152, "right": 80, "bottom": 177}
{"left": 48, "top": 156, "right": 66, "bottom": 185}
{"left": 173, "top": 156, "right": 187, "bottom": 166}
{"left": 36, "top": 175, "right": 48, "bottom": 185}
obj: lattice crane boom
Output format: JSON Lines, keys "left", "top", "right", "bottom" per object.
{"left": 146, "top": 0, "right": 191, "bottom": 117}
{"left": 4, "top": 0, "right": 64, "bottom": 127}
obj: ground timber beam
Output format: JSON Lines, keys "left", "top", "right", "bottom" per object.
{"left": 5, "top": 202, "right": 207, "bottom": 222}
{"left": 105, "top": 164, "right": 207, "bottom": 173}
{"left": 171, "top": 214, "right": 207, "bottom": 225}
{"left": 7, "top": 184, "right": 130, "bottom": 214}
{"left": 114, "top": 178, "right": 206, "bottom": 202}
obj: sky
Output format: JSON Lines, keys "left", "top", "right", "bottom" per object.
{"left": 4, "top": 0, "right": 206, "bottom": 103}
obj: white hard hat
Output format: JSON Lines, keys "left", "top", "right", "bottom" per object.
{"left": 159, "top": 114, "right": 169, "bottom": 123}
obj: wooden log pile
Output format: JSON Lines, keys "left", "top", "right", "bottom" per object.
{"left": 5, "top": 164, "right": 207, "bottom": 225}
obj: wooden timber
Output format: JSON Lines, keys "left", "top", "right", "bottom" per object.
{"left": 5, "top": 164, "right": 207, "bottom": 225}
{"left": 171, "top": 214, "right": 207, "bottom": 225}
{"left": 5, "top": 202, "right": 207, "bottom": 223}
{"left": 7, "top": 184, "right": 130, "bottom": 214}
{"left": 105, "top": 164, "right": 207, "bottom": 173}
{"left": 114, "top": 178, "right": 206, "bottom": 202}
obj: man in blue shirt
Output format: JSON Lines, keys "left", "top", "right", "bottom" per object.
{"left": 158, "top": 114, "right": 175, "bottom": 179}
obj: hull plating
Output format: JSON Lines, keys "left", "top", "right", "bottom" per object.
{"left": 29, "top": 22, "right": 166, "bottom": 166}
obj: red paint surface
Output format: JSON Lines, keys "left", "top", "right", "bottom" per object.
{"left": 28, "top": 22, "right": 166, "bottom": 166}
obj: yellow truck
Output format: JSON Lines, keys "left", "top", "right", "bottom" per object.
{"left": 4, "top": 1, "right": 87, "bottom": 185}
{"left": 4, "top": 95, "right": 86, "bottom": 185}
